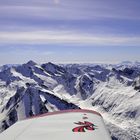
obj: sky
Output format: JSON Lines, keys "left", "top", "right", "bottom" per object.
{"left": 0, "top": 0, "right": 140, "bottom": 65}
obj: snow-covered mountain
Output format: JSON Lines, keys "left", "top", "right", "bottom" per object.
{"left": 0, "top": 61, "right": 140, "bottom": 140}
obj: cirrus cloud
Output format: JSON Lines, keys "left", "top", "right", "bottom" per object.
{"left": 0, "top": 30, "right": 140, "bottom": 46}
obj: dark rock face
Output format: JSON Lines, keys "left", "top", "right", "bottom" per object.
{"left": 79, "top": 74, "right": 94, "bottom": 99}
{"left": 123, "top": 68, "right": 134, "bottom": 76}
{"left": 133, "top": 76, "right": 140, "bottom": 91}
{"left": 111, "top": 136, "right": 118, "bottom": 140}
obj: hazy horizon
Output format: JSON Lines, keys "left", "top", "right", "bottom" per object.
{"left": 1, "top": 60, "right": 140, "bottom": 67}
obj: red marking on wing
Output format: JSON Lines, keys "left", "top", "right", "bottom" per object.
{"left": 75, "top": 121, "right": 85, "bottom": 125}
{"left": 84, "top": 121, "right": 93, "bottom": 125}
{"left": 86, "top": 126, "right": 94, "bottom": 130}
{"left": 72, "top": 126, "right": 85, "bottom": 132}
{"left": 72, "top": 121, "right": 97, "bottom": 132}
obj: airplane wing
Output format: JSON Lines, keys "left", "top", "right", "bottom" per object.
{"left": 0, "top": 109, "right": 111, "bottom": 140}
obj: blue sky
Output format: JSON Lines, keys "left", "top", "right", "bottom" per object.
{"left": 0, "top": 0, "right": 140, "bottom": 65}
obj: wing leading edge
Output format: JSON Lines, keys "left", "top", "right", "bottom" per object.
{"left": 0, "top": 109, "right": 111, "bottom": 140}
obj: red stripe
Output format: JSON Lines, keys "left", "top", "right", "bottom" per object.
{"left": 72, "top": 126, "right": 85, "bottom": 132}
{"left": 79, "top": 126, "right": 85, "bottom": 132}
{"left": 85, "top": 121, "right": 93, "bottom": 125}
{"left": 72, "top": 127, "right": 79, "bottom": 132}
{"left": 27, "top": 109, "right": 102, "bottom": 120}
{"left": 86, "top": 126, "right": 94, "bottom": 130}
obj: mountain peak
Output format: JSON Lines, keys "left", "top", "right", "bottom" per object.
{"left": 26, "top": 60, "right": 37, "bottom": 66}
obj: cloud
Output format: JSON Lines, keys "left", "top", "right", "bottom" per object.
{"left": 0, "top": 0, "right": 140, "bottom": 21}
{"left": 0, "top": 30, "right": 140, "bottom": 46}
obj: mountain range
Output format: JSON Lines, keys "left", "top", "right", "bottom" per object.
{"left": 0, "top": 60, "right": 140, "bottom": 140}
